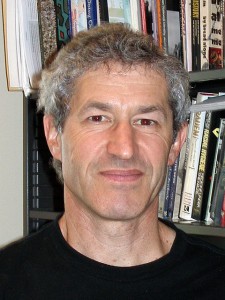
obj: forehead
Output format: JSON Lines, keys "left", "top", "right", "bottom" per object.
{"left": 71, "top": 63, "right": 170, "bottom": 110}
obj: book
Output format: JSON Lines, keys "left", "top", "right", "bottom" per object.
{"left": 192, "top": 110, "right": 212, "bottom": 220}
{"left": 209, "top": 0, "right": 223, "bottom": 69}
{"left": 86, "top": 0, "right": 98, "bottom": 29}
{"left": 2, "top": 0, "right": 22, "bottom": 90}
{"left": 185, "top": 0, "right": 193, "bottom": 71}
{"left": 179, "top": 93, "right": 207, "bottom": 220}
{"left": 163, "top": 165, "right": 173, "bottom": 219}
{"left": 212, "top": 133, "right": 225, "bottom": 225}
{"left": 180, "top": 0, "right": 187, "bottom": 68}
{"left": 191, "top": 0, "right": 200, "bottom": 71}
{"left": 155, "top": 0, "right": 163, "bottom": 49}
{"left": 140, "top": 0, "right": 147, "bottom": 33}
{"left": 37, "top": 0, "right": 58, "bottom": 67}
{"left": 167, "top": 156, "right": 179, "bottom": 220}
{"left": 54, "top": 0, "right": 71, "bottom": 49}
{"left": 205, "top": 118, "right": 225, "bottom": 221}
{"left": 200, "top": 0, "right": 211, "bottom": 70}
{"left": 161, "top": 0, "right": 168, "bottom": 52}
{"left": 166, "top": 2, "right": 181, "bottom": 58}
{"left": 70, "top": 0, "right": 88, "bottom": 35}
{"left": 221, "top": 191, "right": 225, "bottom": 227}
{"left": 129, "top": 0, "right": 142, "bottom": 31}
{"left": 98, "top": 0, "right": 109, "bottom": 24}
{"left": 191, "top": 92, "right": 219, "bottom": 220}
{"left": 2, "top": 0, "right": 42, "bottom": 95}
{"left": 173, "top": 141, "right": 188, "bottom": 221}
{"left": 107, "top": 0, "right": 132, "bottom": 27}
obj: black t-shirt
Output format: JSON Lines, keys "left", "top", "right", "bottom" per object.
{"left": 0, "top": 218, "right": 225, "bottom": 300}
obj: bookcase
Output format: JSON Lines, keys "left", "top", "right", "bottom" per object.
{"left": 2, "top": 0, "right": 224, "bottom": 248}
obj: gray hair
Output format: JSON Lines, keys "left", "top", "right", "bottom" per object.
{"left": 38, "top": 23, "right": 190, "bottom": 182}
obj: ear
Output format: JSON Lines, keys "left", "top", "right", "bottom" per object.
{"left": 167, "top": 122, "right": 188, "bottom": 166}
{"left": 43, "top": 115, "right": 62, "bottom": 161}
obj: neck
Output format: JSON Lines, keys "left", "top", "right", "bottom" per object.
{"left": 59, "top": 200, "right": 175, "bottom": 267}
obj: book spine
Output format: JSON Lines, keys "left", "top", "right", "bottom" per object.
{"left": 98, "top": 0, "right": 109, "bottom": 24}
{"left": 86, "top": 0, "right": 98, "bottom": 29}
{"left": 129, "top": 0, "right": 142, "bottom": 31}
{"left": 167, "top": 156, "right": 179, "bottom": 220}
{"left": 163, "top": 165, "right": 173, "bottom": 219}
{"left": 209, "top": 0, "right": 223, "bottom": 69}
{"left": 173, "top": 141, "right": 188, "bottom": 221}
{"left": 179, "top": 110, "right": 206, "bottom": 220}
{"left": 204, "top": 115, "right": 225, "bottom": 221}
{"left": 210, "top": 119, "right": 225, "bottom": 220}
{"left": 151, "top": 0, "right": 158, "bottom": 43}
{"left": 155, "top": 0, "right": 163, "bottom": 49}
{"left": 180, "top": 0, "right": 187, "bottom": 68}
{"left": 192, "top": 111, "right": 211, "bottom": 220}
{"left": 191, "top": 0, "right": 201, "bottom": 71}
{"left": 67, "top": 0, "right": 73, "bottom": 38}
{"left": 140, "top": 0, "right": 147, "bottom": 33}
{"left": 221, "top": 192, "right": 225, "bottom": 226}
{"left": 211, "top": 128, "right": 225, "bottom": 225}
{"left": 206, "top": 118, "right": 225, "bottom": 220}
{"left": 200, "top": 0, "right": 211, "bottom": 70}
{"left": 161, "top": 0, "right": 168, "bottom": 52}
{"left": 185, "top": 0, "right": 193, "bottom": 71}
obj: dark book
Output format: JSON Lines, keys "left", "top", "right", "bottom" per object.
{"left": 167, "top": 156, "right": 179, "bottom": 220}
{"left": 204, "top": 117, "right": 225, "bottom": 220}
{"left": 191, "top": 0, "right": 201, "bottom": 71}
{"left": 98, "top": 0, "right": 109, "bottom": 23}
{"left": 210, "top": 122, "right": 225, "bottom": 223}
{"left": 203, "top": 113, "right": 225, "bottom": 221}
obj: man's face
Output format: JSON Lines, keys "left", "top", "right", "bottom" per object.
{"left": 45, "top": 64, "right": 186, "bottom": 221}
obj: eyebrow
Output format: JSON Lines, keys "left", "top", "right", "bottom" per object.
{"left": 78, "top": 101, "right": 168, "bottom": 120}
{"left": 78, "top": 101, "right": 113, "bottom": 115}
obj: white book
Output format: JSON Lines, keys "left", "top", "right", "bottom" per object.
{"left": 179, "top": 93, "right": 208, "bottom": 220}
{"left": 184, "top": 0, "right": 192, "bottom": 71}
{"left": 2, "top": 0, "right": 22, "bottom": 90}
{"left": 200, "top": 0, "right": 211, "bottom": 70}
{"left": 16, "top": 0, "right": 42, "bottom": 96}
{"left": 129, "top": 0, "right": 141, "bottom": 31}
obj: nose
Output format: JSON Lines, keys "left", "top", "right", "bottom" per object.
{"left": 107, "top": 122, "right": 136, "bottom": 160}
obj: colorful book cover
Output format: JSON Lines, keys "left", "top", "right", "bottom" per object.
{"left": 209, "top": 0, "right": 223, "bottom": 69}
{"left": 54, "top": 0, "right": 71, "bottom": 49}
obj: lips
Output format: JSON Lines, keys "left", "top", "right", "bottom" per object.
{"left": 99, "top": 169, "right": 143, "bottom": 183}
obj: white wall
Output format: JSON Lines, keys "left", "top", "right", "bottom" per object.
{"left": 0, "top": 4, "right": 24, "bottom": 247}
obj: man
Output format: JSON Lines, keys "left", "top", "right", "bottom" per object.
{"left": 0, "top": 23, "right": 225, "bottom": 299}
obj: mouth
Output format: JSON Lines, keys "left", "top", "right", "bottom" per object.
{"left": 99, "top": 169, "right": 144, "bottom": 183}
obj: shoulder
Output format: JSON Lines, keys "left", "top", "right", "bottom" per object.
{"left": 160, "top": 218, "right": 225, "bottom": 266}
{"left": 0, "top": 220, "right": 56, "bottom": 273}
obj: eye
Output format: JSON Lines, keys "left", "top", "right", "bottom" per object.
{"left": 134, "top": 119, "right": 157, "bottom": 126}
{"left": 88, "top": 115, "right": 109, "bottom": 123}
